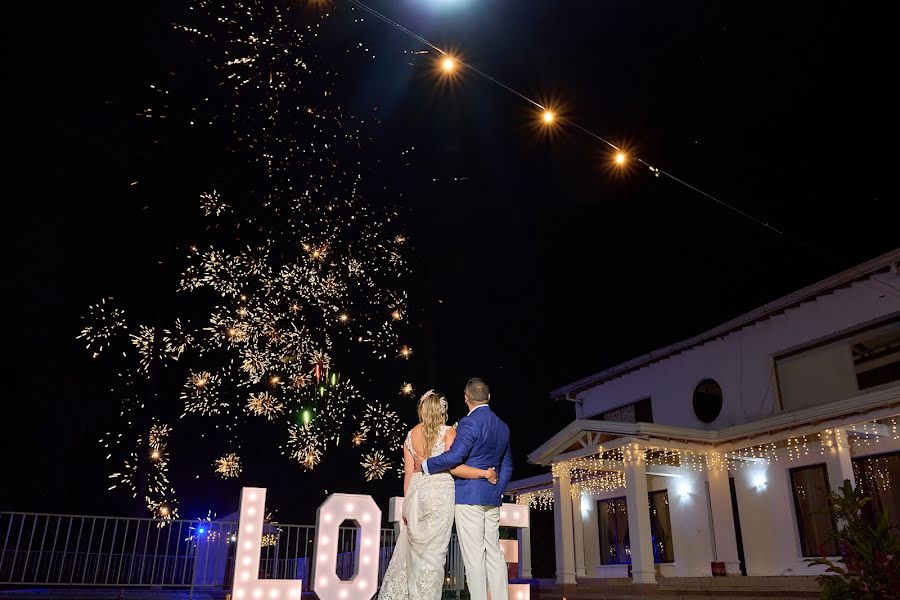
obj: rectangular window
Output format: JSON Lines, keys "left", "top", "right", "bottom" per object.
{"left": 598, "top": 497, "right": 629, "bottom": 565}
{"left": 648, "top": 490, "right": 674, "bottom": 563}
{"left": 596, "top": 397, "right": 653, "bottom": 424}
{"left": 790, "top": 464, "right": 838, "bottom": 557}
{"left": 853, "top": 450, "right": 900, "bottom": 532}
{"left": 852, "top": 329, "right": 900, "bottom": 390}
{"left": 597, "top": 490, "right": 673, "bottom": 565}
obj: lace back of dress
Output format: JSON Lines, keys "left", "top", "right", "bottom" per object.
{"left": 430, "top": 425, "right": 450, "bottom": 457}
{"left": 406, "top": 425, "right": 450, "bottom": 460}
{"left": 405, "top": 430, "right": 420, "bottom": 462}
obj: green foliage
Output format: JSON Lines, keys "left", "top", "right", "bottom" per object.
{"left": 806, "top": 480, "right": 900, "bottom": 600}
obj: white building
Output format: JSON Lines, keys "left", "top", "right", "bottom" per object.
{"left": 508, "top": 248, "right": 900, "bottom": 586}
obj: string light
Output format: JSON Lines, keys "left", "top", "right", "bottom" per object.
{"left": 516, "top": 489, "right": 554, "bottom": 510}
{"left": 548, "top": 417, "right": 898, "bottom": 494}
{"left": 341, "top": 0, "right": 900, "bottom": 302}
{"left": 615, "top": 152, "right": 626, "bottom": 165}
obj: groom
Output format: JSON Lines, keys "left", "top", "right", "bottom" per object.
{"left": 420, "top": 377, "right": 513, "bottom": 600}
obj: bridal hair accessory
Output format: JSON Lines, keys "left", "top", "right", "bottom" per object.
{"left": 422, "top": 389, "right": 448, "bottom": 413}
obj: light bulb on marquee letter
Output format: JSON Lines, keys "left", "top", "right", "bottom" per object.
{"left": 232, "top": 488, "right": 303, "bottom": 600}
{"left": 312, "top": 494, "right": 381, "bottom": 600}
{"left": 500, "top": 503, "right": 531, "bottom": 600}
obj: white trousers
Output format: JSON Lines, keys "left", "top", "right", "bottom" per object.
{"left": 454, "top": 505, "right": 508, "bottom": 600}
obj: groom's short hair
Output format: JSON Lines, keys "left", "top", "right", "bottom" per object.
{"left": 465, "top": 377, "right": 490, "bottom": 404}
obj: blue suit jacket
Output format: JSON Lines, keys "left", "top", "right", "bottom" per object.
{"left": 423, "top": 405, "right": 512, "bottom": 506}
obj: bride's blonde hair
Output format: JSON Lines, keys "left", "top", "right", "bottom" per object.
{"left": 418, "top": 390, "right": 448, "bottom": 455}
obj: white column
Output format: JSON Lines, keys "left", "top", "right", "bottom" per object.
{"left": 572, "top": 492, "right": 587, "bottom": 578}
{"left": 824, "top": 428, "right": 856, "bottom": 492}
{"left": 706, "top": 453, "right": 741, "bottom": 575}
{"left": 518, "top": 523, "right": 532, "bottom": 579}
{"left": 623, "top": 443, "right": 656, "bottom": 584}
{"left": 552, "top": 464, "right": 577, "bottom": 585}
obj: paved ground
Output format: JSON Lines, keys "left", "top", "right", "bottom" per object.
{"left": 0, "top": 590, "right": 228, "bottom": 600}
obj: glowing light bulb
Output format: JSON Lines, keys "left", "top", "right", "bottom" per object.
{"left": 542, "top": 110, "right": 554, "bottom": 123}
{"left": 615, "top": 152, "right": 626, "bottom": 165}
{"left": 442, "top": 57, "right": 455, "bottom": 72}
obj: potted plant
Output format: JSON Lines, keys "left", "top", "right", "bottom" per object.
{"left": 806, "top": 480, "right": 899, "bottom": 600}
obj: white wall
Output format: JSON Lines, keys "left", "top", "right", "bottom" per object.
{"left": 577, "top": 274, "right": 900, "bottom": 429}
{"left": 733, "top": 437, "right": 900, "bottom": 576}
{"left": 574, "top": 436, "right": 900, "bottom": 579}
{"left": 582, "top": 472, "right": 714, "bottom": 578}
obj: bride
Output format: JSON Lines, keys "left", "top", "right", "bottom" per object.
{"left": 378, "top": 390, "right": 497, "bottom": 600}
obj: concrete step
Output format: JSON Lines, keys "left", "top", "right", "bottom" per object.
{"left": 532, "top": 578, "right": 821, "bottom": 600}
{"left": 536, "top": 590, "right": 819, "bottom": 599}
{"left": 656, "top": 576, "right": 820, "bottom": 592}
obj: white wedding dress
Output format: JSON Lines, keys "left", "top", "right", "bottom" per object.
{"left": 378, "top": 425, "right": 455, "bottom": 600}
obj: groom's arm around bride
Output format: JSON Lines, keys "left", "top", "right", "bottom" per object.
{"left": 422, "top": 379, "right": 512, "bottom": 504}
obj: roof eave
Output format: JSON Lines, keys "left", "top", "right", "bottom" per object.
{"left": 549, "top": 247, "right": 900, "bottom": 399}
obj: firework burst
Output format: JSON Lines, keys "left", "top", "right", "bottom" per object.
{"left": 361, "top": 451, "right": 390, "bottom": 481}
{"left": 80, "top": 0, "right": 414, "bottom": 514}
{"left": 359, "top": 402, "right": 405, "bottom": 451}
{"left": 181, "top": 371, "right": 223, "bottom": 415}
{"left": 201, "top": 190, "right": 231, "bottom": 217}
{"left": 246, "top": 392, "right": 285, "bottom": 420}
{"left": 77, "top": 298, "right": 126, "bottom": 356}
{"left": 215, "top": 453, "right": 242, "bottom": 478}
{"left": 287, "top": 423, "right": 323, "bottom": 471}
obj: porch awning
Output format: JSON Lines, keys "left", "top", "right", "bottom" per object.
{"left": 527, "top": 384, "right": 900, "bottom": 466}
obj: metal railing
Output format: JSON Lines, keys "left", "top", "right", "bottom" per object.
{"left": 0, "top": 512, "right": 464, "bottom": 595}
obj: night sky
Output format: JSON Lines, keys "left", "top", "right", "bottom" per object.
{"left": 3, "top": 0, "right": 896, "bottom": 540}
